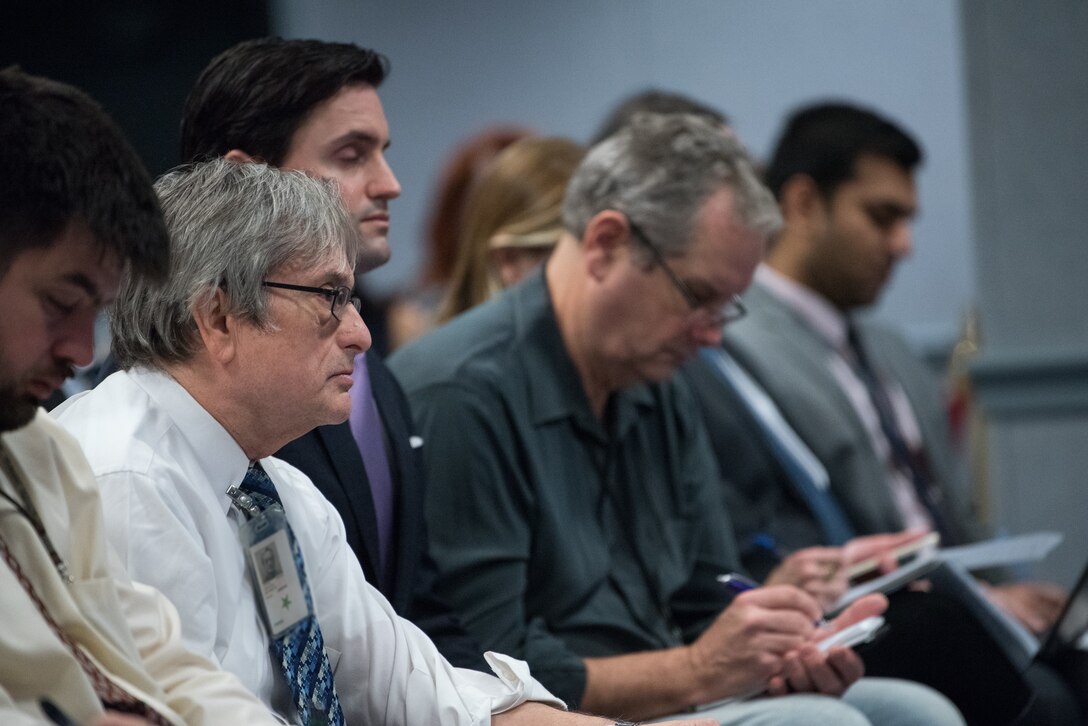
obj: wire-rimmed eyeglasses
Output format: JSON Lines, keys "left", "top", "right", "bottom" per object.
{"left": 261, "top": 281, "right": 362, "bottom": 321}
{"left": 623, "top": 215, "right": 747, "bottom": 328}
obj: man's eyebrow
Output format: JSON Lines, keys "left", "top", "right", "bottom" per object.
{"left": 316, "top": 267, "right": 354, "bottom": 287}
{"left": 866, "top": 200, "right": 917, "bottom": 217}
{"left": 328, "top": 130, "right": 391, "bottom": 151}
{"left": 61, "top": 272, "right": 103, "bottom": 305}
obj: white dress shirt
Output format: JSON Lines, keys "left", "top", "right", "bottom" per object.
{"left": 1, "top": 411, "right": 279, "bottom": 725}
{"left": 52, "top": 367, "right": 561, "bottom": 725}
{"left": 755, "top": 265, "right": 933, "bottom": 532}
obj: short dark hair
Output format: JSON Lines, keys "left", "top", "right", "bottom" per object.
{"left": 180, "top": 37, "right": 389, "bottom": 165}
{"left": 764, "top": 101, "right": 923, "bottom": 201}
{"left": 0, "top": 66, "right": 169, "bottom": 280}
{"left": 591, "top": 88, "right": 729, "bottom": 145}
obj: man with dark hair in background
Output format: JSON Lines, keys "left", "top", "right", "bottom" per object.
{"left": 720, "top": 101, "right": 1064, "bottom": 631}
{"left": 177, "top": 37, "right": 487, "bottom": 670}
{"left": 0, "top": 66, "right": 280, "bottom": 726}
{"left": 685, "top": 100, "right": 1079, "bottom": 723}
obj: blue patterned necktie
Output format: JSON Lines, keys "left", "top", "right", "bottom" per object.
{"left": 238, "top": 464, "right": 344, "bottom": 726}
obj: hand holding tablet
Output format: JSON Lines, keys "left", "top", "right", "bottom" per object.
{"left": 816, "top": 615, "right": 886, "bottom": 652}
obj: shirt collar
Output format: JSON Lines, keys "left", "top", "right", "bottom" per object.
{"left": 755, "top": 264, "right": 849, "bottom": 353}
{"left": 514, "top": 270, "right": 655, "bottom": 442}
{"left": 128, "top": 367, "right": 251, "bottom": 515}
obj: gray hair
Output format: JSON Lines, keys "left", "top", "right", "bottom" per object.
{"left": 111, "top": 158, "right": 358, "bottom": 369}
{"left": 562, "top": 112, "right": 781, "bottom": 259}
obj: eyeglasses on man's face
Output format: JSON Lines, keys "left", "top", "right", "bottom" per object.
{"left": 261, "top": 281, "right": 362, "bottom": 321}
{"left": 623, "top": 215, "right": 747, "bottom": 328}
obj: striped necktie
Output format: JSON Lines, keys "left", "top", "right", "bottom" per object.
{"left": 845, "top": 323, "right": 960, "bottom": 544}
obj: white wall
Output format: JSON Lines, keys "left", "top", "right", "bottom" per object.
{"left": 275, "top": 0, "right": 975, "bottom": 353}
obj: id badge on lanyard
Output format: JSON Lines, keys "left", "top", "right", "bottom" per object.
{"left": 229, "top": 487, "right": 311, "bottom": 638}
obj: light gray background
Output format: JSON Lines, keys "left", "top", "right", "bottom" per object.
{"left": 276, "top": 0, "right": 974, "bottom": 355}
{"left": 277, "top": 0, "right": 1087, "bottom": 585}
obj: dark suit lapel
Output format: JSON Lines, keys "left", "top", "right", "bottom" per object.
{"left": 317, "top": 422, "right": 382, "bottom": 583}
{"left": 366, "top": 352, "right": 420, "bottom": 608}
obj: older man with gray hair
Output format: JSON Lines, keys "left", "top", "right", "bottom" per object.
{"left": 54, "top": 158, "right": 692, "bottom": 726}
{"left": 390, "top": 114, "right": 964, "bottom": 725}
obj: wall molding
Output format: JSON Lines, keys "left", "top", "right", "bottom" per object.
{"left": 970, "top": 346, "right": 1088, "bottom": 418}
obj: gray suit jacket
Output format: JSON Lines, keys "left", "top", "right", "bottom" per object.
{"left": 721, "top": 281, "right": 988, "bottom": 545}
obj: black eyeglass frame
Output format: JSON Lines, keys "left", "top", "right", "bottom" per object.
{"left": 261, "top": 281, "right": 362, "bottom": 321}
{"left": 623, "top": 215, "right": 747, "bottom": 327}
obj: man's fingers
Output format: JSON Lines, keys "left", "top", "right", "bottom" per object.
{"left": 734, "top": 585, "right": 824, "bottom": 624}
{"left": 781, "top": 651, "right": 814, "bottom": 693}
{"left": 796, "top": 646, "right": 849, "bottom": 695}
{"left": 766, "top": 674, "right": 790, "bottom": 696}
{"left": 750, "top": 631, "right": 811, "bottom": 656}
{"left": 844, "top": 529, "right": 935, "bottom": 575}
{"left": 828, "top": 593, "right": 887, "bottom": 631}
{"left": 825, "top": 646, "right": 865, "bottom": 684}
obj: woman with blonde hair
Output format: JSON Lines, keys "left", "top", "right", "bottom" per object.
{"left": 387, "top": 126, "right": 529, "bottom": 350}
{"left": 438, "top": 136, "right": 585, "bottom": 322}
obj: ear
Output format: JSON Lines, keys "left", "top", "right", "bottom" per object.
{"left": 191, "top": 288, "right": 239, "bottom": 366}
{"left": 779, "top": 174, "right": 827, "bottom": 229}
{"left": 581, "top": 210, "right": 631, "bottom": 282}
{"left": 223, "top": 149, "right": 258, "bottom": 164}
{"left": 490, "top": 246, "right": 551, "bottom": 289}
{"left": 489, "top": 247, "right": 521, "bottom": 289}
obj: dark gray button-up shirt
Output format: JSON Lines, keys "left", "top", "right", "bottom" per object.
{"left": 390, "top": 271, "right": 740, "bottom": 706}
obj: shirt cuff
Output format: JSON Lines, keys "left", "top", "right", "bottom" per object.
{"left": 461, "top": 652, "right": 567, "bottom": 714}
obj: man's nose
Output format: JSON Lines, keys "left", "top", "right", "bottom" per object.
{"left": 691, "top": 319, "right": 724, "bottom": 348}
{"left": 889, "top": 221, "right": 913, "bottom": 258}
{"left": 53, "top": 309, "right": 98, "bottom": 368}
{"left": 340, "top": 302, "right": 373, "bottom": 354}
{"left": 368, "top": 154, "right": 401, "bottom": 201}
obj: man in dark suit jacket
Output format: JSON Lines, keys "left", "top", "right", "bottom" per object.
{"left": 179, "top": 37, "right": 485, "bottom": 670}
{"left": 276, "top": 348, "right": 484, "bottom": 668}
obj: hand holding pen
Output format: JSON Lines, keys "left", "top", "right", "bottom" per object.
{"left": 719, "top": 573, "right": 830, "bottom": 627}
{"left": 762, "top": 548, "right": 849, "bottom": 613}
{"left": 712, "top": 573, "right": 888, "bottom": 698}
{"left": 686, "top": 581, "right": 831, "bottom": 702}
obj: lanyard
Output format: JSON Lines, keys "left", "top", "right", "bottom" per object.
{"left": 0, "top": 442, "right": 72, "bottom": 583}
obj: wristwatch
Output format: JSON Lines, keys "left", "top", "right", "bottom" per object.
{"left": 613, "top": 721, "right": 639, "bottom": 726}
